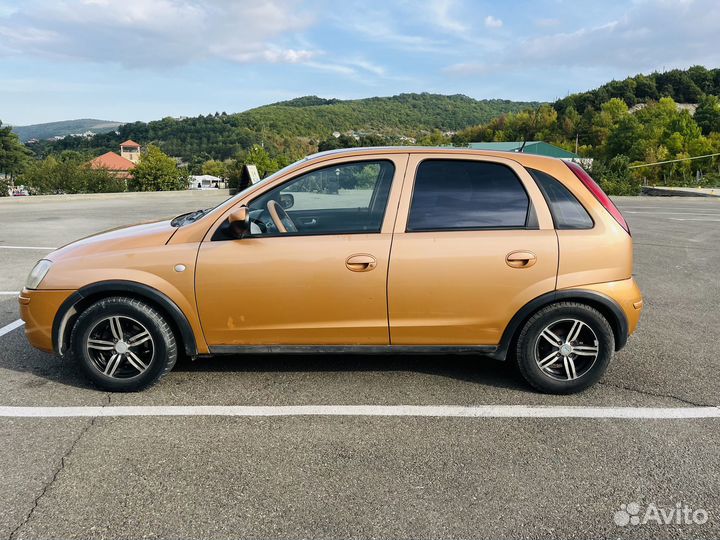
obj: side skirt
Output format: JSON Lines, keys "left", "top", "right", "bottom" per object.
{"left": 209, "top": 345, "right": 498, "bottom": 355}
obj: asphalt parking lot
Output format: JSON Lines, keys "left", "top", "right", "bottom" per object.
{"left": 0, "top": 192, "right": 719, "bottom": 539}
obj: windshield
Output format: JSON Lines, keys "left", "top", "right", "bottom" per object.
{"left": 171, "top": 159, "right": 307, "bottom": 227}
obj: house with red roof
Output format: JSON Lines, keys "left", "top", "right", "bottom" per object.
{"left": 88, "top": 140, "right": 141, "bottom": 179}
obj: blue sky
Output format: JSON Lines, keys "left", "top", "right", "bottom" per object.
{"left": 1, "top": 0, "right": 718, "bottom": 125}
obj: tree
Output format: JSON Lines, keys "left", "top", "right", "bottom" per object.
{"left": 417, "top": 130, "right": 450, "bottom": 146}
{"left": 236, "top": 145, "right": 278, "bottom": 178}
{"left": 0, "top": 120, "right": 32, "bottom": 183}
{"left": 128, "top": 145, "right": 188, "bottom": 191}
{"left": 694, "top": 95, "right": 720, "bottom": 135}
{"left": 201, "top": 159, "right": 228, "bottom": 179}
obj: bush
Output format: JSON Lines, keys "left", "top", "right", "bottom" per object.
{"left": 591, "top": 155, "right": 643, "bottom": 195}
{"left": 18, "top": 156, "right": 127, "bottom": 195}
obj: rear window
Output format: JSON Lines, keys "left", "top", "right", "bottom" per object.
{"left": 407, "top": 160, "right": 530, "bottom": 231}
{"left": 528, "top": 168, "right": 594, "bottom": 230}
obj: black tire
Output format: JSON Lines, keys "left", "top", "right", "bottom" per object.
{"left": 69, "top": 296, "right": 177, "bottom": 392}
{"left": 515, "top": 302, "right": 615, "bottom": 394}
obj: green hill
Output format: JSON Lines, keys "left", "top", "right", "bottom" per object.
{"left": 554, "top": 66, "right": 720, "bottom": 114}
{"left": 12, "top": 119, "right": 123, "bottom": 142}
{"left": 34, "top": 93, "right": 538, "bottom": 160}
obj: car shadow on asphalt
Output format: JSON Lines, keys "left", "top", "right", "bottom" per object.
{"left": 0, "top": 335, "right": 532, "bottom": 393}
{"left": 173, "top": 352, "right": 530, "bottom": 391}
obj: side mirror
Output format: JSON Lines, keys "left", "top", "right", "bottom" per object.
{"left": 280, "top": 193, "right": 295, "bottom": 210}
{"left": 228, "top": 206, "right": 250, "bottom": 239}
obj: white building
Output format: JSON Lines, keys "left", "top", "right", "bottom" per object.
{"left": 189, "top": 175, "right": 223, "bottom": 190}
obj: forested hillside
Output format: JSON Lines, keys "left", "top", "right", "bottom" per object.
{"left": 12, "top": 119, "right": 122, "bottom": 142}
{"left": 9, "top": 66, "right": 720, "bottom": 197}
{"left": 554, "top": 66, "right": 720, "bottom": 115}
{"left": 451, "top": 66, "right": 720, "bottom": 193}
{"left": 30, "top": 93, "right": 537, "bottom": 161}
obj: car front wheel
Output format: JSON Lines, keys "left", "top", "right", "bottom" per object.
{"left": 515, "top": 302, "right": 615, "bottom": 394}
{"left": 70, "top": 296, "right": 177, "bottom": 392}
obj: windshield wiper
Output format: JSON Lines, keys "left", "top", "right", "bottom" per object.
{"left": 171, "top": 208, "right": 209, "bottom": 227}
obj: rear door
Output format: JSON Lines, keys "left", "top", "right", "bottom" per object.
{"left": 388, "top": 153, "right": 558, "bottom": 346}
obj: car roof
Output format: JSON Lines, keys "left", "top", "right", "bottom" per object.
{"left": 303, "top": 146, "right": 563, "bottom": 169}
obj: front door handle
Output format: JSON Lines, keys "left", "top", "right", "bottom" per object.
{"left": 346, "top": 254, "right": 377, "bottom": 272}
{"left": 506, "top": 251, "right": 537, "bottom": 268}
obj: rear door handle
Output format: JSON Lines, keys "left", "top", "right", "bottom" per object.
{"left": 506, "top": 251, "right": 537, "bottom": 268}
{"left": 346, "top": 254, "right": 377, "bottom": 272}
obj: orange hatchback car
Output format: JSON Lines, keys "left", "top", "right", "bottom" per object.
{"left": 20, "top": 148, "right": 642, "bottom": 393}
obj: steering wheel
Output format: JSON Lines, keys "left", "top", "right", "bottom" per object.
{"left": 267, "top": 200, "right": 298, "bottom": 233}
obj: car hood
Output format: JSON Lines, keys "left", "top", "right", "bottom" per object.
{"left": 47, "top": 220, "right": 177, "bottom": 262}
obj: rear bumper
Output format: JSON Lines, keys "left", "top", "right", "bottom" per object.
{"left": 18, "top": 288, "right": 75, "bottom": 354}
{"left": 563, "top": 277, "right": 643, "bottom": 345}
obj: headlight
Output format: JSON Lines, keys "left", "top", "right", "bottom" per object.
{"left": 26, "top": 260, "right": 53, "bottom": 290}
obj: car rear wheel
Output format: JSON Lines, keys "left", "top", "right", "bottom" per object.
{"left": 515, "top": 302, "right": 615, "bottom": 394}
{"left": 70, "top": 296, "right": 177, "bottom": 392}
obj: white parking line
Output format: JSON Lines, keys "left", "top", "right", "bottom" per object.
{"left": 669, "top": 218, "right": 720, "bottom": 222}
{"left": 0, "top": 405, "right": 718, "bottom": 419}
{"left": 0, "top": 319, "right": 24, "bottom": 338}
{"left": 0, "top": 292, "right": 20, "bottom": 295}
{"left": 0, "top": 245, "right": 56, "bottom": 250}
{"left": 624, "top": 211, "right": 720, "bottom": 216}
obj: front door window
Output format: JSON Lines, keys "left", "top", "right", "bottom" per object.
{"left": 247, "top": 160, "right": 395, "bottom": 236}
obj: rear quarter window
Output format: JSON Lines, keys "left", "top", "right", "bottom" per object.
{"left": 528, "top": 168, "right": 594, "bottom": 230}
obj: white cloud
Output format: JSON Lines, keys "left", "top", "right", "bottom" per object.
{"left": 0, "top": 0, "right": 319, "bottom": 67}
{"left": 447, "top": 0, "right": 720, "bottom": 76}
{"left": 518, "top": 0, "right": 720, "bottom": 71}
{"left": 484, "top": 15, "right": 503, "bottom": 28}
{"left": 427, "top": 0, "right": 468, "bottom": 33}
{"left": 343, "top": 15, "right": 449, "bottom": 54}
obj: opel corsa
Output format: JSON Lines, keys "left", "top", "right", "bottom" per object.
{"left": 20, "top": 148, "right": 643, "bottom": 393}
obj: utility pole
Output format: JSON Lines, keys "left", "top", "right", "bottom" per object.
{"left": 575, "top": 133, "right": 579, "bottom": 155}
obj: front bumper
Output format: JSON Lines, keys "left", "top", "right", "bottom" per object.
{"left": 18, "top": 288, "right": 76, "bottom": 354}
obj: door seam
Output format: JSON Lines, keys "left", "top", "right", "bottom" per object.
{"left": 385, "top": 153, "right": 410, "bottom": 346}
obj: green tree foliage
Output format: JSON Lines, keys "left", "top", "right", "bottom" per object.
{"left": 454, "top": 93, "right": 720, "bottom": 193}
{"left": 127, "top": 145, "right": 188, "bottom": 192}
{"left": 591, "top": 156, "right": 642, "bottom": 195}
{"left": 18, "top": 154, "right": 126, "bottom": 194}
{"left": 0, "top": 120, "right": 32, "bottom": 183}
{"left": 694, "top": 95, "right": 720, "bottom": 135}
{"left": 236, "top": 145, "right": 279, "bottom": 178}
{"left": 201, "top": 159, "right": 228, "bottom": 179}
{"left": 555, "top": 66, "right": 720, "bottom": 115}
{"left": 417, "top": 130, "right": 451, "bottom": 146}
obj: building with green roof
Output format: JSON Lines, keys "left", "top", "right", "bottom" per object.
{"left": 466, "top": 141, "right": 580, "bottom": 159}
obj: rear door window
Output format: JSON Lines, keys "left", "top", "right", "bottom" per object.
{"left": 407, "top": 159, "right": 530, "bottom": 231}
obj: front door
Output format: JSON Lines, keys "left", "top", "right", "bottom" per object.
{"left": 388, "top": 154, "right": 558, "bottom": 346}
{"left": 195, "top": 156, "right": 407, "bottom": 346}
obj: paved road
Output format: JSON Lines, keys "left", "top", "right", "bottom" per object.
{"left": 0, "top": 193, "right": 718, "bottom": 539}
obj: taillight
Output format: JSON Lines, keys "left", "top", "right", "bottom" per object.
{"left": 564, "top": 161, "right": 630, "bottom": 235}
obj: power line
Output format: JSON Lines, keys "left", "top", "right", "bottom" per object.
{"left": 628, "top": 152, "right": 720, "bottom": 169}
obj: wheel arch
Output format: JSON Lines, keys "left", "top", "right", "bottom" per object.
{"left": 52, "top": 280, "right": 198, "bottom": 358}
{"left": 492, "top": 289, "right": 629, "bottom": 361}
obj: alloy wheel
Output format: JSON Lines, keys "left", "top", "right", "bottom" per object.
{"left": 86, "top": 315, "right": 155, "bottom": 378}
{"left": 534, "top": 318, "right": 599, "bottom": 381}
